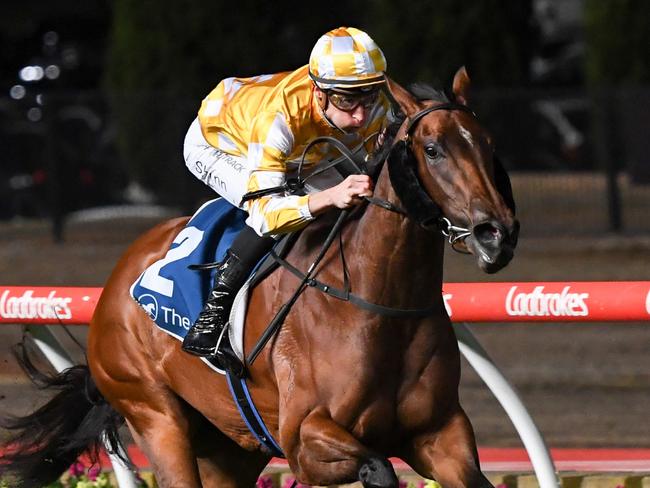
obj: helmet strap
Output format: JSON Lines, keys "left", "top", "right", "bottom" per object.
{"left": 321, "top": 103, "right": 346, "bottom": 133}
{"left": 314, "top": 86, "right": 342, "bottom": 132}
{"left": 314, "top": 85, "right": 329, "bottom": 111}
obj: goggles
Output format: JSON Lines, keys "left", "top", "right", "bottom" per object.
{"left": 327, "top": 89, "right": 380, "bottom": 112}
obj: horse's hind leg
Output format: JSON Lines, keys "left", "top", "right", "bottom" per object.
{"left": 122, "top": 392, "right": 204, "bottom": 488}
{"left": 125, "top": 389, "right": 268, "bottom": 488}
{"left": 192, "top": 415, "right": 269, "bottom": 488}
{"left": 403, "top": 407, "right": 493, "bottom": 488}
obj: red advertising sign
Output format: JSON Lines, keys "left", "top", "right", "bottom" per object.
{"left": 0, "top": 282, "right": 649, "bottom": 324}
{"left": 442, "top": 282, "right": 650, "bottom": 322}
{"left": 0, "top": 286, "right": 102, "bottom": 324}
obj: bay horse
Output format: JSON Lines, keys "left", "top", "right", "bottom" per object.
{"left": 1, "top": 68, "right": 518, "bottom": 488}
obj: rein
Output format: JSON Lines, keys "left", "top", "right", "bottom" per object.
{"left": 269, "top": 249, "right": 440, "bottom": 318}
{"left": 247, "top": 208, "right": 351, "bottom": 366}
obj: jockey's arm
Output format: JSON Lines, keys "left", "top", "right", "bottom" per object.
{"left": 244, "top": 112, "right": 373, "bottom": 236}
{"left": 243, "top": 172, "right": 373, "bottom": 236}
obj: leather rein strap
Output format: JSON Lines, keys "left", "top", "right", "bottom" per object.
{"left": 269, "top": 249, "right": 440, "bottom": 318}
{"left": 263, "top": 105, "right": 476, "bottom": 321}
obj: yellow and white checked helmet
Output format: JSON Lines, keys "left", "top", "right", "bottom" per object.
{"left": 309, "top": 27, "right": 387, "bottom": 90}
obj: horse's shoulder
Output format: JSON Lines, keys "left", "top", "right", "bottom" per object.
{"left": 288, "top": 212, "right": 343, "bottom": 257}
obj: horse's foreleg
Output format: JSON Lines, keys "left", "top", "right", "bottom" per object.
{"left": 287, "top": 407, "right": 398, "bottom": 488}
{"left": 196, "top": 455, "right": 267, "bottom": 488}
{"left": 403, "top": 408, "right": 493, "bottom": 488}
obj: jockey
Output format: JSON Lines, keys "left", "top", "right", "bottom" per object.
{"left": 182, "top": 27, "right": 390, "bottom": 364}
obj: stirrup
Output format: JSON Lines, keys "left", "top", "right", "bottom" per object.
{"left": 181, "top": 318, "right": 225, "bottom": 356}
{"left": 213, "top": 324, "right": 246, "bottom": 377}
{"left": 216, "top": 345, "right": 246, "bottom": 378}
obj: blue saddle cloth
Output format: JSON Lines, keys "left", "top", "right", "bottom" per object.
{"left": 130, "top": 198, "right": 247, "bottom": 339}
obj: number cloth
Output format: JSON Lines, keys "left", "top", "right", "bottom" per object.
{"left": 130, "top": 199, "right": 247, "bottom": 356}
{"left": 184, "top": 65, "right": 389, "bottom": 237}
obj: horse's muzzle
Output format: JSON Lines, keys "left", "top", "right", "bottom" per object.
{"left": 467, "top": 219, "right": 520, "bottom": 273}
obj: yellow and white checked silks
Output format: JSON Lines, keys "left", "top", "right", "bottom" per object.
{"left": 184, "top": 64, "right": 389, "bottom": 236}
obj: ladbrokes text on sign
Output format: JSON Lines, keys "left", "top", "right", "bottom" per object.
{"left": 0, "top": 290, "right": 72, "bottom": 320}
{"left": 506, "top": 285, "right": 589, "bottom": 317}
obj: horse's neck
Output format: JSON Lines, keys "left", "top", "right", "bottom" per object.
{"left": 345, "top": 165, "right": 445, "bottom": 309}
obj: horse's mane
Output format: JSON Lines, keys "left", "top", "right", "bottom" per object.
{"left": 408, "top": 83, "right": 451, "bottom": 104}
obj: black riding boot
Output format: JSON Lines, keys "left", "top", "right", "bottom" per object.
{"left": 182, "top": 226, "right": 275, "bottom": 362}
{"left": 182, "top": 249, "right": 247, "bottom": 357}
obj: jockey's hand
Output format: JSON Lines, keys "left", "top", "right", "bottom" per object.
{"left": 308, "top": 174, "right": 374, "bottom": 215}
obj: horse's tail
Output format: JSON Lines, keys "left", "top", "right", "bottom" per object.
{"left": 0, "top": 344, "right": 126, "bottom": 488}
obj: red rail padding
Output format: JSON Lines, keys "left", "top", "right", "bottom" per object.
{"left": 0, "top": 282, "right": 649, "bottom": 324}
{"left": 0, "top": 286, "right": 102, "bottom": 324}
{"left": 442, "top": 281, "right": 650, "bottom": 322}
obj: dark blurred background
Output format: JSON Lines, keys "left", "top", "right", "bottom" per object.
{"left": 2, "top": 0, "right": 650, "bottom": 239}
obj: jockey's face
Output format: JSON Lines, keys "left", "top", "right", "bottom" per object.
{"left": 328, "top": 101, "right": 368, "bottom": 131}
{"left": 314, "top": 86, "right": 380, "bottom": 132}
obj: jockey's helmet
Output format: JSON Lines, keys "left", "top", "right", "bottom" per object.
{"left": 309, "top": 27, "right": 387, "bottom": 91}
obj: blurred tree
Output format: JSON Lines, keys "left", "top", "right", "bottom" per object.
{"left": 105, "top": 0, "right": 364, "bottom": 206}
{"left": 585, "top": 0, "right": 650, "bottom": 186}
{"left": 106, "top": 1, "right": 535, "bottom": 205}
{"left": 368, "top": 0, "right": 534, "bottom": 87}
{"left": 584, "top": 0, "right": 650, "bottom": 84}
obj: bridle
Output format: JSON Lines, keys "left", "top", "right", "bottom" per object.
{"left": 239, "top": 101, "right": 477, "bottom": 251}
{"left": 377, "top": 101, "right": 478, "bottom": 252}
{"left": 402, "top": 102, "right": 476, "bottom": 141}
{"left": 317, "top": 101, "right": 479, "bottom": 251}
{"left": 246, "top": 101, "right": 479, "bottom": 369}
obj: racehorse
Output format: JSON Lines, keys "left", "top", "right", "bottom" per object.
{"left": 1, "top": 68, "right": 518, "bottom": 488}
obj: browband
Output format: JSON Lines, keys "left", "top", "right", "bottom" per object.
{"left": 404, "top": 103, "right": 476, "bottom": 139}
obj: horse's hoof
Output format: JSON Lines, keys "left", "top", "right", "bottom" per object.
{"left": 358, "top": 457, "right": 398, "bottom": 488}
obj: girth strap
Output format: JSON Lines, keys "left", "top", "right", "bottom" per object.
{"left": 225, "top": 371, "right": 284, "bottom": 457}
{"left": 270, "top": 250, "right": 440, "bottom": 318}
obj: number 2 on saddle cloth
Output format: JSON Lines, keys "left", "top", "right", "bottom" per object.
{"left": 129, "top": 196, "right": 289, "bottom": 457}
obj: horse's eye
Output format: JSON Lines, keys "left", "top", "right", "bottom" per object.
{"left": 424, "top": 144, "right": 441, "bottom": 161}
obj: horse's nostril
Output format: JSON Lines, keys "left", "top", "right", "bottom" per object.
{"left": 473, "top": 222, "right": 502, "bottom": 246}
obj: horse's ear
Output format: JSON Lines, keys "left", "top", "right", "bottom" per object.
{"left": 452, "top": 66, "right": 471, "bottom": 106}
{"left": 384, "top": 76, "right": 420, "bottom": 116}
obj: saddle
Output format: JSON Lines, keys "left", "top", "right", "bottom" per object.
{"left": 129, "top": 198, "right": 298, "bottom": 375}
